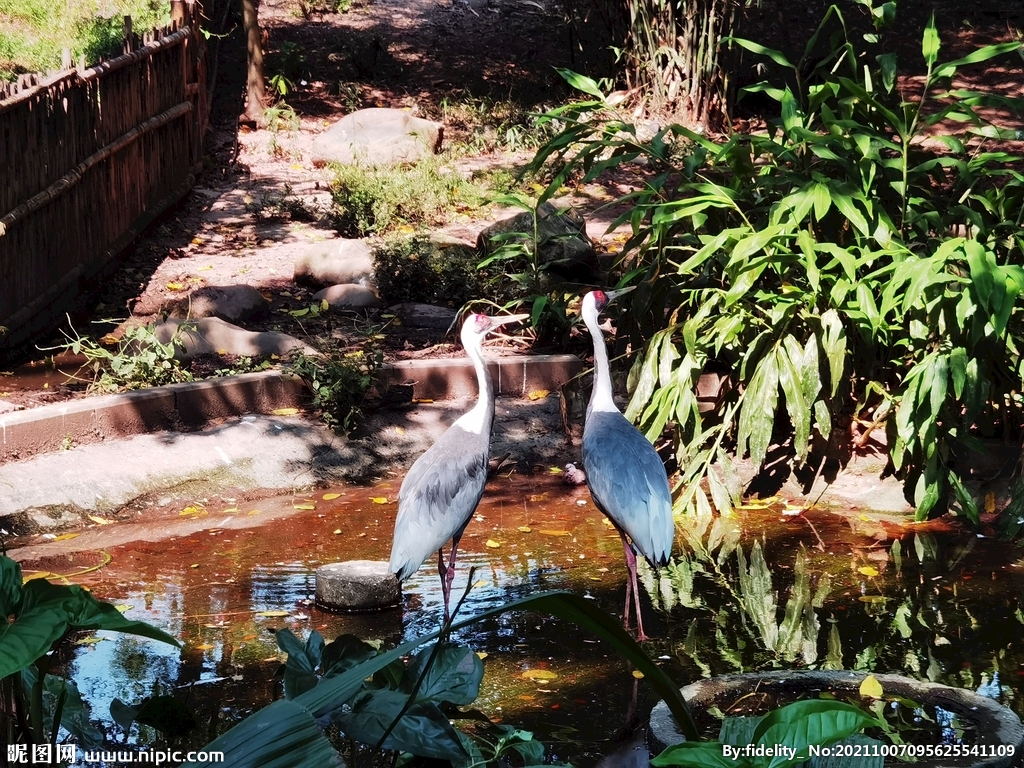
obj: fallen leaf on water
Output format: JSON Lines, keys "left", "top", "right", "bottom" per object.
{"left": 323, "top": 493, "right": 342, "bottom": 500}
{"left": 370, "top": 497, "right": 389, "bottom": 504}
{"left": 527, "top": 389, "right": 549, "bottom": 401}
{"left": 485, "top": 540, "right": 501, "bottom": 548}
{"left": 476, "top": 652, "right": 488, "bottom": 660}
{"left": 517, "top": 526, "right": 532, "bottom": 533}
{"left": 114, "top": 604, "right": 132, "bottom": 613}
{"left": 632, "top": 670, "right": 645, "bottom": 679}
{"left": 75, "top": 636, "right": 105, "bottom": 645}
{"left": 273, "top": 407, "right": 299, "bottom": 416}
{"left": 857, "top": 566, "right": 880, "bottom": 577}
{"left": 89, "top": 515, "right": 114, "bottom": 525}
{"left": 859, "top": 675, "right": 883, "bottom": 698}
{"left": 521, "top": 669, "right": 558, "bottom": 682}
{"left": 858, "top": 595, "right": 888, "bottom": 603}
{"left": 52, "top": 532, "right": 79, "bottom": 541}
{"left": 293, "top": 503, "right": 316, "bottom": 510}
{"left": 539, "top": 530, "right": 570, "bottom": 537}
{"left": 195, "top": 643, "right": 217, "bottom": 651}
{"left": 256, "top": 610, "right": 289, "bottom": 617}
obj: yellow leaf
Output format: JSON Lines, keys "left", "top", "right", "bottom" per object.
{"left": 256, "top": 610, "right": 289, "bottom": 617}
{"left": 539, "top": 530, "right": 570, "bottom": 537}
{"left": 88, "top": 515, "right": 114, "bottom": 525}
{"left": 985, "top": 492, "right": 996, "bottom": 515}
{"left": 334, "top": 529, "right": 343, "bottom": 535}
{"left": 548, "top": 466, "right": 563, "bottom": 474}
{"left": 223, "top": 507, "right": 239, "bottom": 513}
{"left": 527, "top": 389, "right": 550, "bottom": 401}
{"left": 247, "top": 509, "right": 261, "bottom": 516}
{"left": 293, "top": 503, "right": 316, "bottom": 510}
{"left": 632, "top": 670, "right": 645, "bottom": 679}
{"left": 190, "top": 564, "right": 200, "bottom": 568}
{"left": 323, "top": 493, "right": 342, "bottom": 500}
{"left": 858, "top": 566, "right": 880, "bottom": 577}
{"left": 476, "top": 652, "right": 488, "bottom": 659}
{"left": 195, "top": 643, "right": 217, "bottom": 651}
{"left": 859, "top": 675, "right": 884, "bottom": 699}
{"left": 395, "top": 426, "right": 405, "bottom": 435}
{"left": 517, "top": 526, "right": 532, "bottom": 533}
{"left": 52, "top": 532, "right": 79, "bottom": 541}
{"left": 589, "top": 576, "right": 602, "bottom": 581}
{"left": 321, "top": 299, "right": 329, "bottom": 311}
{"left": 521, "top": 669, "right": 557, "bottom": 681}
{"left": 165, "top": 282, "right": 186, "bottom": 291}
{"left": 412, "top": 398, "right": 434, "bottom": 404}
{"left": 197, "top": 265, "right": 213, "bottom": 271}
{"left": 485, "top": 539, "right": 501, "bottom": 548}
{"left": 180, "top": 505, "right": 206, "bottom": 516}
{"left": 273, "top": 407, "right": 299, "bottom": 416}
{"left": 370, "top": 497, "right": 389, "bottom": 504}
{"left": 858, "top": 595, "right": 889, "bottom": 603}
{"left": 114, "top": 604, "right": 132, "bottom": 613}
{"left": 75, "top": 636, "right": 105, "bottom": 645}
{"left": 99, "top": 333, "right": 120, "bottom": 345}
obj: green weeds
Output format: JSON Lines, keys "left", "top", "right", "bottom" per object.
{"left": 289, "top": 347, "right": 383, "bottom": 434}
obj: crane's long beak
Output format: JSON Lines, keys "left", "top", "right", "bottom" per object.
{"left": 605, "top": 286, "right": 636, "bottom": 302}
{"left": 491, "top": 313, "right": 530, "bottom": 329}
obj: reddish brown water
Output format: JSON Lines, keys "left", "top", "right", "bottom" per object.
{"left": 14, "top": 475, "right": 1024, "bottom": 763}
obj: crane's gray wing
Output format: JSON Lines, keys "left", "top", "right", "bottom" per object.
{"left": 582, "top": 410, "right": 674, "bottom": 566}
{"left": 389, "top": 425, "right": 490, "bottom": 581}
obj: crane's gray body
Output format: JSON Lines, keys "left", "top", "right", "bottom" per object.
{"left": 389, "top": 421, "right": 491, "bottom": 581}
{"left": 582, "top": 408, "right": 673, "bottom": 567}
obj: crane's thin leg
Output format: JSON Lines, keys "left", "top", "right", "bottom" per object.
{"left": 621, "top": 533, "right": 649, "bottom": 642}
{"left": 618, "top": 531, "right": 634, "bottom": 630}
{"left": 437, "top": 549, "right": 451, "bottom": 625}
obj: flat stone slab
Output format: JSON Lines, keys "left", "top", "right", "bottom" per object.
{"left": 316, "top": 560, "right": 401, "bottom": 611}
{"left": 154, "top": 317, "right": 316, "bottom": 360}
{"left": 294, "top": 239, "right": 375, "bottom": 288}
{"left": 388, "top": 302, "right": 458, "bottom": 330}
{"left": 310, "top": 108, "right": 443, "bottom": 167}
{"left": 164, "top": 284, "right": 270, "bottom": 323}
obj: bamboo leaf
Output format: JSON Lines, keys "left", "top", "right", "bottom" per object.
{"left": 738, "top": 350, "right": 780, "bottom": 467}
{"left": 921, "top": 15, "right": 940, "bottom": 67}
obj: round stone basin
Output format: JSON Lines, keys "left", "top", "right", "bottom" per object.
{"left": 649, "top": 670, "right": 1024, "bottom": 768}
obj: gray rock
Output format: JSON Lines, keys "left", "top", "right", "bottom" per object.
{"left": 388, "top": 302, "right": 458, "bottom": 330}
{"left": 294, "top": 239, "right": 375, "bottom": 288}
{"left": 165, "top": 285, "right": 270, "bottom": 323}
{"left": 477, "top": 202, "right": 598, "bottom": 282}
{"left": 0, "top": 400, "right": 22, "bottom": 414}
{"left": 313, "top": 284, "right": 383, "bottom": 312}
{"left": 152, "top": 318, "right": 316, "bottom": 360}
{"left": 316, "top": 560, "right": 401, "bottom": 611}
{"left": 310, "top": 108, "right": 444, "bottom": 167}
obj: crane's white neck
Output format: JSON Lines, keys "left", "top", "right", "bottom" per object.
{"left": 457, "top": 327, "right": 495, "bottom": 435}
{"left": 582, "top": 301, "right": 619, "bottom": 414}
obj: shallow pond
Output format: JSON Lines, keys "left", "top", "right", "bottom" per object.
{"left": 14, "top": 474, "right": 1024, "bottom": 765}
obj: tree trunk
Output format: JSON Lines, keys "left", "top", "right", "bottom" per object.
{"left": 241, "top": 0, "right": 266, "bottom": 126}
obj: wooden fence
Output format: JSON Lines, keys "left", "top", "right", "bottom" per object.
{"left": 0, "top": 1, "right": 207, "bottom": 362}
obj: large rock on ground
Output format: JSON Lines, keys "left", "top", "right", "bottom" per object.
{"left": 293, "top": 239, "right": 375, "bottom": 288}
{"left": 313, "top": 284, "right": 383, "bottom": 312}
{"left": 388, "top": 303, "right": 458, "bottom": 330}
{"left": 477, "top": 202, "right": 598, "bottom": 282}
{"left": 153, "top": 318, "right": 316, "bottom": 360}
{"left": 164, "top": 285, "right": 270, "bottom": 323}
{"left": 310, "top": 108, "right": 443, "bottom": 167}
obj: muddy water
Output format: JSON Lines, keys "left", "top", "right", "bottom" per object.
{"left": 15, "top": 476, "right": 1024, "bottom": 764}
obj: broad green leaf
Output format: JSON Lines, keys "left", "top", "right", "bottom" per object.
{"left": 934, "top": 42, "right": 1022, "bottom": 79}
{"left": 0, "top": 557, "right": 22, "bottom": 617}
{"left": 652, "top": 741, "right": 738, "bottom": 768}
{"left": 402, "top": 643, "right": 484, "bottom": 706}
{"left": 738, "top": 351, "right": 780, "bottom": 467}
{"left": 877, "top": 53, "right": 897, "bottom": 92}
{"left": 814, "top": 400, "right": 832, "bottom": 440}
{"left": 181, "top": 700, "right": 343, "bottom": 768}
{"left": 949, "top": 348, "right": 967, "bottom": 399}
{"left": 779, "top": 341, "right": 811, "bottom": 462}
{"left": 751, "top": 699, "right": 878, "bottom": 768}
{"left": 334, "top": 689, "right": 467, "bottom": 760}
{"left": 554, "top": 68, "right": 605, "bottom": 99}
{"left": 921, "top": 15, "right": 940, "bottom": 67}
{"left": 727, "top": 37, "right": 796, "bottom": 70}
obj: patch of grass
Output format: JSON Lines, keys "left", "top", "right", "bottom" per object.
{"left": 0, "top": 0, "right": 168, "bottom": 80}
{"left": 244, "top": 183, "right": 320, "bottom": 222}
{"left": 436, "top": 95, "right": 559, "bottom": 154}
{"left": 327, "top": 157, "right": 475, "bottom": 237}
{"left": 289, "top": 347, "right": 383, "bottom": 434}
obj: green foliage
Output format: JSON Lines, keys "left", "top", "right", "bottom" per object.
{"left": 328, "top": 157, "right": 474, "bottom": 237}
{"left": 372, "top": 235, "right": 485, "bottom": 309}
{"left": 438, "top": 94, "right": 558, "bottom": 154}
{"left": 0, "top": 0, "right": 168, "bottom": 80}
{"left": 652, "top": 699, "right": 879, "bottom": 768}
{"left": 181, "top": 589, "right": 699, "bottom": 767}
{"left": 532, "top": 10, "right": 1024, "bottom": 521}
{"left": 47, "top": 319, "right": 193, "bottom": 393}
{"left": 289, "top": 347, "right": 382, "bottom": 434}
{"left": 0, "top": 555, "right": 179, "bottom": 749}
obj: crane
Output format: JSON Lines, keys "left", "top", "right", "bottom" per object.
{"left": 581, "top": 289, "right": 674, "bottom": 641}
{"left": 389, "top": 311, "right": 528, "bottom": 624}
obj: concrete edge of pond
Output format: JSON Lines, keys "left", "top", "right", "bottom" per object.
{"left": 648, "top": 670, "right": 1024, "bottom": 768}
{"left": 0, "top": 355, "right": 585, "bottom": 464}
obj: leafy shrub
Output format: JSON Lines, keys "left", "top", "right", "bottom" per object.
{"left": 531, "top": 6, "right": 1024, "bottom": 521}
{"left": 289, "top": 347, "right": 383, "bottom": 434}
{"left": 328, "top": 158, "right": 472, "bottom": 237}
{"left": 372, "top": 235, "right": 484, "bottom": 309}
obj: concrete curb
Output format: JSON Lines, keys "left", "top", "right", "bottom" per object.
{"left": 0, "top": 355, "right": 585, "bottom": 464}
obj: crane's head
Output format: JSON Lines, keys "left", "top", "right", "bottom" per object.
{"left": 461, "top": 312, "right": 529, "bottom": 348}
{"left": 582, "top": 287, "right": 635, "bottom": 320}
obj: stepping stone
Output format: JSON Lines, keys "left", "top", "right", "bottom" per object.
{"left": 294, "top": 239, "right": 375, "bottom": 288}
{"left": 388, "top": 302, "right": 458, "bottom": 330}
{"left": 165, "top": 285, "right": 270, "bottom": 323}
{"left": 316, "top": 560, "right": 401, "bottom": 611}
{"left": 310, "top": 108, "right": 443, "bottom": 167}
{"left": 313, "top": 284, "right": 383, "bottom": 312}
{"left": 153, "top": 318, "right": 316, "bottom": 360}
